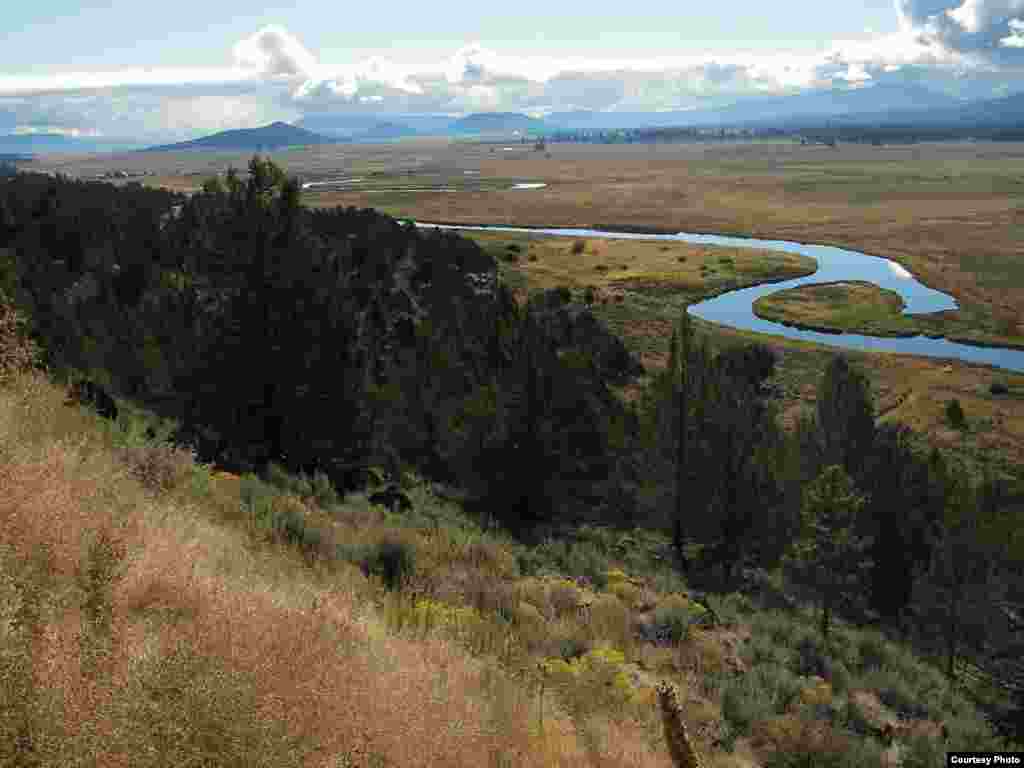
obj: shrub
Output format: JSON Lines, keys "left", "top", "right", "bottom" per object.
{"left": 652, "top": 594, "right": 704, "bottom": 644}
{"left": 589, "top": 594, "right": 633, "bottom": 654}
{"left": 794, "top": 634, "right": 829, "bottom": 678}
{"left": 506, "top": 243, "right": 522, "bottom": 253}
{"left": 0, "top": 301, "right": 39, "bottom": 384}
{"left": 989, "top": 380, "right": 1009, "bottom": 396}
{"left": 571, "top": 239, "right": 586, "bottom": 255}
{"left": 609, "top": 580, "right": 641, "bottom": 608}
{"left": 120, "top": 442, "right": 196, "bottom": 494}
{"left": 750, "top": 664, "right": 804, "bottom": 714}
{"left": 310, "top": 470, "right": 339, "bottom": 507}
{"left": 502, "top": 251, "right": 520, "bottom": 263}
{"left": 721, "top": 677, "right": 775, "bottom": 736}
{"left": 946, "top": 398, "right": 967, "bottom": 430}
{"left": 875, "top": 678, "right": 931, "bottom": 720}
{"left": 899, "top": 732, "right": 945, "bottom": 768}
{"left": 548, "top": 579, "right": 582, "bottom": 617}
{"left": 826, "top": 660, "right": 852, "bottom": 695}
{"left": 755, "top": 717, "right": 861, "bottom": 768}
{"left": 856, "top": 632, "right": 890, "bottom": 672}
{"left": 360, "top": 535, "right": 417, "bottom": 591}
{"left": 583, "top": 286, "right": 597, "bottom": 306}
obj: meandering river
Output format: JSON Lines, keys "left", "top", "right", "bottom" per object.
{"left": 412, "top": 222, "right": 1024, "bottom": 373}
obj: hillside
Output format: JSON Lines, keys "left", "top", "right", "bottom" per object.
{"left": 143, "top": 121, "right": 340, "bottom": 152}
{"left": 1, "top": 299, "right": 1017, "bottom": 767}
{"left": 0, "top": 160, "right": 1021, "bottom": 765}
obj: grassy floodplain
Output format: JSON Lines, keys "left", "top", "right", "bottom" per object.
{"left": 752, "top": 281, "right": 925, "bottom": 338}
{"left": 35, "top": 138, "right": 1024, "bottom": 466}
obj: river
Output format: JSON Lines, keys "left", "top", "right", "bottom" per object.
{"left": 411, "top": 222, "right": 1024, "bottom": 373}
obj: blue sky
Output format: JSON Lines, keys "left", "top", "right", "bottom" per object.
{"left": 1, "top": 0, "right": 1023, "bottom": 140}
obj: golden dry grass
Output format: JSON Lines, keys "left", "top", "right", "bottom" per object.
{"left": 0, "top": 371, "right": 673, "bottom": 768}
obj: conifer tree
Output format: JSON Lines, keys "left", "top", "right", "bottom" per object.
{"left": 787, "top": 464, "right": 872, "bottom": 642}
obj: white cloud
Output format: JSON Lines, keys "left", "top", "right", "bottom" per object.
{"left": 232, "top": 25, "right": 319, "bottom": 79}
{"left": 1000, "top": 17, "right": 1024, "bottom": 45}
{"left": 4, "top": 13, "right": 1024, "bottom": 141}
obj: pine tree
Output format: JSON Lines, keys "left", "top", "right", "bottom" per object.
{"left": 787, "top": 464, "right": 872, "bottom": 642}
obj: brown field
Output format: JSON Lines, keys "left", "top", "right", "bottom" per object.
{"left": 32, "top": 139, "right": 1024, "bottom": 467}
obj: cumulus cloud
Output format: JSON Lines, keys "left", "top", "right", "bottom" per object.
{"left": 232, "top": 25, "right": 319, "bottom": 79}
{"left": 4, "top": 12, "right": 1024, "bottom": 142}
{"left": 1001, "top": 17, "right": 1024, "bottom": 45}
{"left": 896, "top": 0, "right": 1024, "bottom": 61}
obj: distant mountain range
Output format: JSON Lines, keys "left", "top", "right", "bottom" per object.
{"left": 297, "top": 113, "right": 454, "bottom": 139}
{"left": 448, "top": 112, "right": 548, "bottom": 135}
{"left": 143, "top": 122, "right": 340, "bottom": 152}
{"left": 0, "top": 133, "right": 146, "bottom": 155}
{"left": 14, "top": 84, "right": 1024, "bottom": 159}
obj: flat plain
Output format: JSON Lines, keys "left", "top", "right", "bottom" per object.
{"left": 34, "top": 138, "right": 1024, "bottom": 467}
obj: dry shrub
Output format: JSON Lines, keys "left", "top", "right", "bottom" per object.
{"left": 462, "top": 537, "right": 518, "bottom": 578}
{"left": 463, "top": 571, "right": 516, "bottom": 617}
{"left": 516, "top": 577, "right": 553, "bottom": 619}
{"left": 609, "top": 580, "right": 642, "bottom": 608}
{"left": 637, "top": 644, "right": 677, "bottom": 673}
{"left": 589, "top": 594, "right": 634, "bottom": 656}
{"left": 549, "top": 579, "right": 583, "bottom": 617}
{"left": 119, "top": 442, "right": 196, "bottom": 494}
{"left": 676, "top": 630, "right": 727, "bottom": 677}
{"left": 751, "top": 715, "right": 853, "bottom": 764}
{"left": 0, "top": 301, "right": 38, "bottom": 385}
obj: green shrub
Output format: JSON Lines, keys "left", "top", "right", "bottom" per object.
{"left": 793, "top": 634, "right": 828, "bottom": 678}
{"left": 652, "top": 595, "right": 706, "bottom": 644}
{"left": 856, "top": 632, "right": 890, "bottom": 673}
{"left": 900, "top": 732, "right": 945, "bottom": 768}
{"left": 721, "top": 676, "right": 775, "bottom": 736}
{"left": 989, "top": 380, "right": 1009, "bottom": 396}
{"left": 826, "top": 660, "right": 852, "bottom": 695}
{"left": 839, "top": 695, "right": 873, "bottom": 736}
{"left": 744, "top": 633, "right": 788, "bottom": 667}
{"left": 750, "top": 664, "right": 803, "bottom": 714}
{"left": 360, "top": 536, "right": 416, "bottom": 591}
{"left": 946, "top": 398, "right": 967, "bottom": 430}
{"left": 875, "top": 676, "right": 932, "bottom": 720}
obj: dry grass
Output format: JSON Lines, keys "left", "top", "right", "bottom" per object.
{"left": 0, "top": 371, "right": 673, "bottom": 767}
{"left": 464, "top": 230, "right": 815, "bottom": 302}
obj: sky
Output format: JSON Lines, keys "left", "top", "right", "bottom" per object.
{"left": 1, "top": 0, "right": 1023, "bottom": 141}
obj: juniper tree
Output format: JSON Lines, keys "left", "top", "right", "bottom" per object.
{"left": 787, "top": 464, "right": 872, "bottom": 642}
